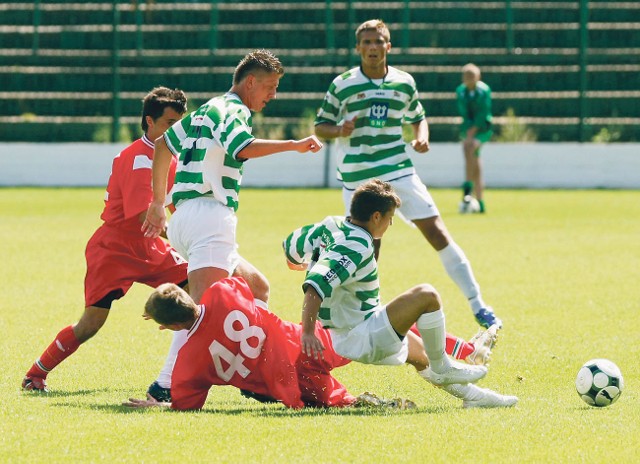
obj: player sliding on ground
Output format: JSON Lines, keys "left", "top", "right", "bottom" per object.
{"left": 124, "top": 276, "right": 508, "bottom": 410}
{"left": 284, "top": 179, "right": 518, "bottom": 407}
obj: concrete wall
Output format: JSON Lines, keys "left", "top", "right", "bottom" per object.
{"left": 1, "top": 142, "right": 638, "bottom": 189}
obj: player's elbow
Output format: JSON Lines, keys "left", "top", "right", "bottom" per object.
{"left": 287, "top": 259, "right": 307, "bottom": 271}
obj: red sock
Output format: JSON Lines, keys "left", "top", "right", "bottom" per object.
{"left": 445, "top": 334, "right": 474, "bottom": 360}
{"left": 26, "top": 325, "right": 81, "bottom": 379}
{"left": 409, "top": 324, "right": 474, "bottom": 360}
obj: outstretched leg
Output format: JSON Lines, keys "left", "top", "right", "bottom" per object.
{"left": 23, "top": 305, "right": 109, "bottom": 391}
{"left": 385, "top": 284, "right": 487, "bottom": 386}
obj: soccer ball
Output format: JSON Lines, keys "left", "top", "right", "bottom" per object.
{"left": 575, "top": 359, "right": 623, "bottom": 407}
{"left": 458, "top": 195, "right": 480, "bottom": 214}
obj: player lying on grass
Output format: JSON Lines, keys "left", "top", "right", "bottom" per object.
{"left": 124, "top": 276, "right": 355, "bottom": 410}
{"left": 284, "top": 179, "right": 518, "bottom": 408}
{"left": 123, "top": 276, "right": 502, "bottom": 410}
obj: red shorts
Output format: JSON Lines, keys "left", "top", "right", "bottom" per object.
{"left": 297, "top": 324, "right": 355, "bottom": 407}
{"left": 84, "top": 224, "right": 188, "bottom": 308}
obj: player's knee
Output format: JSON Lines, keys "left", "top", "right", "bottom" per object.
{"left": 411, "top": 284, "right": 441, "bottom": 312}
{"left": 73, "top": 312, "right": 108, "bottom": 342}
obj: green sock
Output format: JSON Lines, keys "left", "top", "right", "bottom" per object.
{"left": 462, "top": 181, "right": 473, "bottom": 196}
{"left": 479, "top": 200, "right": 485, "bottom": 213}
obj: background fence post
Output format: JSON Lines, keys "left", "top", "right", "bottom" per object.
{"left": 326, "top": 0, "right": 335, "bottom": 55}
{"left": 111, "top": 0, "right": 121, "bottom": 143}
{"left": 209, "top": 0, "right": 219, "bottom": 53}
{"left": 578, "top": 0, "right": 589, "bottom": 142}
{"left": 347, "top": 0, "right": 355, "bottom": 68}
{"left": 505, "top": 0, "right": 514, "bottom": 53}
{"left": 135, "top": 0, "right": 143, "bottom": 56}
{"left": 401, "top": 0, "right": 410, "bottom": 50}
{"left": 32, "top": 0, "right": 41, "bottom": 56}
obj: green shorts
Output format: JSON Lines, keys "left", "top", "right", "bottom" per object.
{"left": 460, "top": 129, "right": 492, "bottom": 155}
{"left": 474, "top": 130, "right": 492, "bottom": 144}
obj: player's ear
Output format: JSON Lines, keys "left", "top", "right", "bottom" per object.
{"left": 245, "top": 73, "right": 255, "bottom": 90}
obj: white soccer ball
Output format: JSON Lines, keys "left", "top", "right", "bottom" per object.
{"left": 458, "top": 195, "right": 481, "bottom": 214}
{"left": 575, "top": 359, "right": 623, "bottom": 407}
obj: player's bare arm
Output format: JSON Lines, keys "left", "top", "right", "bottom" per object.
{"left": 142, "top": 137, "right": 173, "bottom": 238}
{"left": 410, "top": 119, "right": 430, "bottom": 153}
{"left": 315, "top": 117, "right": 357, "bottom": 139}
{"left": 238, "top": 136, "right": 323, "bottom": 159}
{"left": 300, "top": 286, "right": 325, "bottom": 360}
{"left": 287, "top": 261, "right": 308, "bottom": 271}
{"left": 123, "top": 393, "right": 171, "bottom": 409}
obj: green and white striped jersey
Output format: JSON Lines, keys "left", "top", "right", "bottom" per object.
{"left": 315, "top": 66, "right": 426, "bottom": 189}
{"left": 283, "top": 215, "right": 380, "bottom": 330}
{"left": 163, "top": 92, "right": 254, "bottom": 212}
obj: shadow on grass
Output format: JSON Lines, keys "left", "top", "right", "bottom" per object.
{"left": 55, "top": 400, "right": 449, "bottom": 417}
{"left": 21, "top": 388, "right": 111, "bottom": 398}
{"left": 23, "top": 387, "right": 451, "bottom": 416}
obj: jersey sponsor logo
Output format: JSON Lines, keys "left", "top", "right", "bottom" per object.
{"left": 369, "top": 102, "right": 389, "bottom": 128}
{"left": 323, "top": 268, "right": 339, "bottom": 285}
{"left": 322, "top": 256, "right": 353, "bottom": 285}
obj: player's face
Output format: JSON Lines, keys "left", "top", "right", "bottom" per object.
{"left": 247, "top": 72, "right": 280, "bottom": 112}
{"left": 147, "top": 107, "right": 184, "bottom": 141}
{"left": 463, "top": 71, "right": 479, "bottom": 90}
{"left": 357, "top": 30, "right": 391, "bottom": 69}
{"left": 371, "top": 208, "right": 395, "bottom": 239}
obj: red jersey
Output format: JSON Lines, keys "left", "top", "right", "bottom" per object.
{"left": 84, "top": 135, "right": 187, "bottom": 307}
{"left": 171, "top": 277, "right": 354, "bottom": 411}
{"left": 100, "top": 134, "right": 177, "bottom": 233}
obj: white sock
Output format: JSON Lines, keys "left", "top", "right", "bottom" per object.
{"left": 416, "top": 310, "right": 451, "bottom": 373}
{"left": 440, "top": 383, "right": 486, "bottom": 401}
{"left": 438, "top": 242, "right": 486, "bottom": 313}
{"left": 156, "top": 329, "right": 188, "bottom": 389}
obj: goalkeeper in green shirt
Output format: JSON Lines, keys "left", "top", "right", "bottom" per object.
{"left": 456, "top": 63, "right": 493, "bottom": 213}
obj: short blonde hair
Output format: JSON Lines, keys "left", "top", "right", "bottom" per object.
{"left": 462, "top": 63, "right": 481, "bottom": 78}
{"left": 233, "top": 49, "right": 284, "bottom": 85}
{"left": 355, "top": 19, "right": 391, "bottom": 44}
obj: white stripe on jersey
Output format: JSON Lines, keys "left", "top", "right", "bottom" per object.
{"left": 132, "top": 154, "right": 153, "bottom": 170}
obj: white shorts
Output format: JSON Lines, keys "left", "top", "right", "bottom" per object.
{"left": 167, "top": 197, "right": 240, "bottom": 274}
{"left": 329, "top": 307, "right": 409, "bottom": 366}
{"left": 342, "top": 173, "right": 440, "bottom": 222}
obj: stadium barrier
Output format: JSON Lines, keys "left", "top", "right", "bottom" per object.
{"left": 1, "top": 142, "right": 638, "bottom": 189}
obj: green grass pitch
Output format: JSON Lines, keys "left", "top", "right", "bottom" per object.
{"left": 1, "top": 187, "right": 638, "bottom": 462}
